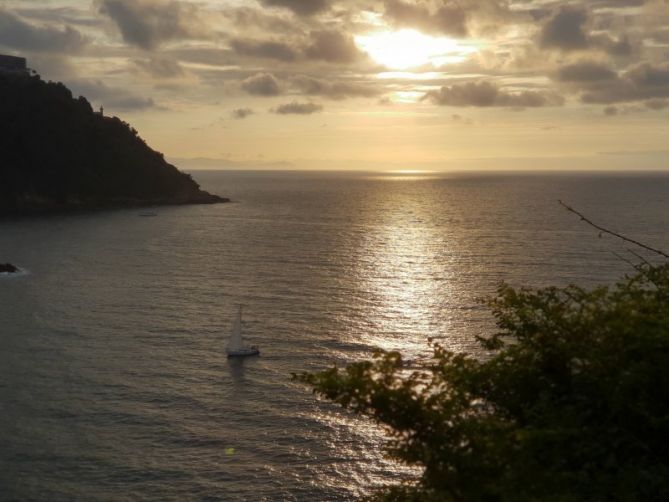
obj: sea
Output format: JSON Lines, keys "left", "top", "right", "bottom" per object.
{"left": 1, "top": 170, "right": 668, "bottom": 501}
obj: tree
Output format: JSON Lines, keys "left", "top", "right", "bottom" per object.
{"left": 0, "top": 73, "right": 224, "bottom": 214}
{"left": 295, "top": 262, "right": 669, "bottom": 501}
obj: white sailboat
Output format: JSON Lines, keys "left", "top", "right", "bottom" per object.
{"left": 227, "top": 305, "right": 259, "bottom": 358}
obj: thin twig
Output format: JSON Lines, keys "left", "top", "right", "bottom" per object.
{"left": 611, "top": 251, "right": 643, "bottom": 271}
{"left": 626, "top": 248, "right": 652, "bottom": 267}
{"left": 558, "top": 200, "right": 669, "bottom": 259}
{"left": 611, "top": 251, "right": 639, "bottom": 270}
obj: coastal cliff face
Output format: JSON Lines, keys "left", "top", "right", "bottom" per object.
{"left": 0, "top": 73, "right": 227, "bottom": 215}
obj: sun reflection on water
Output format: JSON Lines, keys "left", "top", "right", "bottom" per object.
{"left": 351, "top": 178, "right": 456, "bottom": 359}
{"left": 365, "top": 170, "right": 442, "bottom": 182}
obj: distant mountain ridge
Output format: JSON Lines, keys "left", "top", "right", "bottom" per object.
{"left": 0, "top": 72, "right": 228, "bottom": 215}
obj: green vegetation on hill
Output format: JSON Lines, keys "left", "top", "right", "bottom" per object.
{"left": 0, "top": 73, "right": 226, "bottom": 215}
{"left": 297, "top": 263, "right": 669, "bottom": 501}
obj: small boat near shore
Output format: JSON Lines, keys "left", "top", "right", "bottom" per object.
{"left": 227, "top": 305, "right": 259, "bottom": 358}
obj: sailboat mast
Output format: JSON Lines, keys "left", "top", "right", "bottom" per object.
{"left": 227, "top": 303, "right": 259, "bottom": 357}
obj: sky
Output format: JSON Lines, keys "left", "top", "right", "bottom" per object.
{"left": 1, "top": 0, "right": 668, "bottom": 170}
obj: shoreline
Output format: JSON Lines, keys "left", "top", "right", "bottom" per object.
{"left": 0, "top": 193, "right": 230, "bottom": 219}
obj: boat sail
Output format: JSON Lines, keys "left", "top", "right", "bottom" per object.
{"left": 227, "top": 305, "right": 259, "bottom": 358}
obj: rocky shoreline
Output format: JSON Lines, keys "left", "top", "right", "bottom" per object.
{"left": 4, "top": 190, "right": 229, "bottom": 216}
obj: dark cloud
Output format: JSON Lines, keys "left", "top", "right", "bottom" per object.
{"left": 273, "top": 101, "right": 323, "bottom": 114}
{"left": 587, "top": 0, "right": 646, "bottom": 8}
{"left": 580, "top": 63, "right": 669, "bottom": 104}
{"left": 631, "top": 64, "right": 669, "bottom": 87}
{"left": 230, "top": 38, "right": 299, "bottom": 62}
{"left": 645, "top": 99, "right": 669, "bottom": 110}
{"left": 600, "top": 101, "right": 664, "bottom": 116}
{"left": 424, "top": 81, "right": 564, "bottom": 108}
{"left": 69, "top": 79, "right": 155, "bottom": 110}
{"left": 99, "top": 0, "right": 203, "bottom": 50}
{"left": 0, "top": 9, "right": 85, "bottom": 52}
{"left": 595, "top": 34, "right": 633, "bottom": 57}
{"left": 304, "top": 30, "right": 362, "bottom": 63}
{"left": 259, "top": 0, "right": 330, "bottom": 17}
{"left": 241, "top": 73, "right": 281, "bottom": 96}
{"left": 540, "top": 5, "right": 590, "bottom": 51}
{"left": 538, "top": 5, "right": 638, "bottom": 57}
{"left": 224, "top": 7, "right": 295, "bottom": 32}
{"left": 230, "top": 30, "right": 364, "bottom": 65}
{"left": 232, "top": 108, "right": 254, "bottom": 119}
{"left": 384, "top": 0, "right": 467, "bottom": 37}
{"left": 134, "top": 56, "right": 184, "bottom": 77}
{"left": 603, "top": 105, "right": 618, "bottom": 115}
{"left": 650, "top": 29, "right": 669, "bottom": 44}
{"left": 292, "top": 76, "right": 380, "bottom": 99}
{"left": 554, "top": 61, "right": 617, "bottom": 82}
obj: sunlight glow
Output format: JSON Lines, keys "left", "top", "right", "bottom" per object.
{"left": 355, "top": 29, "right": 476, "bottom": 70}
{"left": 376, "top": 71, "right": 447, "bottom": 81}
{"left": 391, "top": 91, "right": 425, "bottom": 103}
{"left": 388, "top": 169, "right": 434, "bottom": 174}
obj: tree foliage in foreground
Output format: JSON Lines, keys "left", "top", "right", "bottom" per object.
{"left": 296, "top": 264, "right": 669, "bottom": 501}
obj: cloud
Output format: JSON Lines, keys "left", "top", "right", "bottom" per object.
{"left": 592, "top": 34, "right": 634, "bottom": 57}
{"left": 538, "top": 5, "right": 637, "bottom": 56}
{"left": 451, "top": 113, "right": 473, "bottom": 124}
{"left": 0, "top": 9, "right": 85, "bottom": 52}
{"left": 304, "top": 30, "right": 362, "bottom": 63}
{"left": 383, "top": 0, "right": 467, "bottom": 37}
{"left": 241, "top": 73, "right": 281, "bottom": 96}
{"left": 99, "top": 0, "right": 204, "bottom": 50}
{"left": 28, "top": 54, "right": 77, "bottom": 79}
{"left": 230, "top": 38, "right": 299, "bottom": 62}
{"left": 601, "top": 101, "right": 666, "bottom": 116}
{"left": 69, "top": 79, "right": 155, "bottom": 110}
{"left": 134, "top": 56, "right": 184, "bottom": 77}
{"left": 645, "top": 99, "right": 669, "bottom": 110}
{"left": 232, "top": 108, "right": 254, "bottom": 119}
{"left": 167, "top": 47, "right": 235, "bottom": 67}
{"left": 224, "top": 7, "right": 295, "bottom": 32}
{"left": 540, "top": 5, "right": 590, "bottom": 51}
{"left": 579, "top": 63, "right": 669, "bottom": 104}
{"left": 230, "top": 30, "right": 364, "bottom": 64}
{"left": 650, "top": 29, "right": 669, "bottom": 44}
{"left": 424, "top": 81, "right": 564, "bottom": 108}
{"left": 15, "top": 6, "right": 101, "bottom": 29}
{"left": 272, "top": 101, "right": 323, "bottom": 114}
{"left": 292, "top": 76, "right": 380, "bottom": 99}
{"left": 603, "top": 105, "right": 618, "bottom": 115}
{"left": 259, "top": 0, "right": 330, "bottom": 16}
{"left": 554, "top": 61, "right": 617, "bottom": 82}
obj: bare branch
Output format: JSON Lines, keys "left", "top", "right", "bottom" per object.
{"left": 626, "top": 248, "right": 653, "bottom": 267}
{"left": 611, "top": 251, "right": 642, "bottom": 271}
{"left": 558, "top": 200, "right": 669, "bottom": 259}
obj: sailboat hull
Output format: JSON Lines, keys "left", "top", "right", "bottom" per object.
{"left": 227, "top": 347, "right": 260, "bottom": 358}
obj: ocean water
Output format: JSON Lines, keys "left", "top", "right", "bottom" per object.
{"left": 1, "top": 170, "right": 668, "bottom": 501}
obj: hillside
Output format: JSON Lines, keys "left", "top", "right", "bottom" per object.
{"left": 0, "top": 73, "right": 227, "bottom": 215}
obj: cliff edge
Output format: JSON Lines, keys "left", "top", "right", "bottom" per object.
{"left": 0, "top": 73, "right": 228, "bottom": 215}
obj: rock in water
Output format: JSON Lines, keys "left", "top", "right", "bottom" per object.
{"left": 0, "top": 263, "right": 18, "bottom": 274}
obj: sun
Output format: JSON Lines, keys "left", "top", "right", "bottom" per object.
{"left": 355, "top": 29, "right": 475, "bottom": 70}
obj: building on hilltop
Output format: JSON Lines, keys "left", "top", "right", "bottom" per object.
{"left": 0, "top": 55, "right": 28, "bottom": 75}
